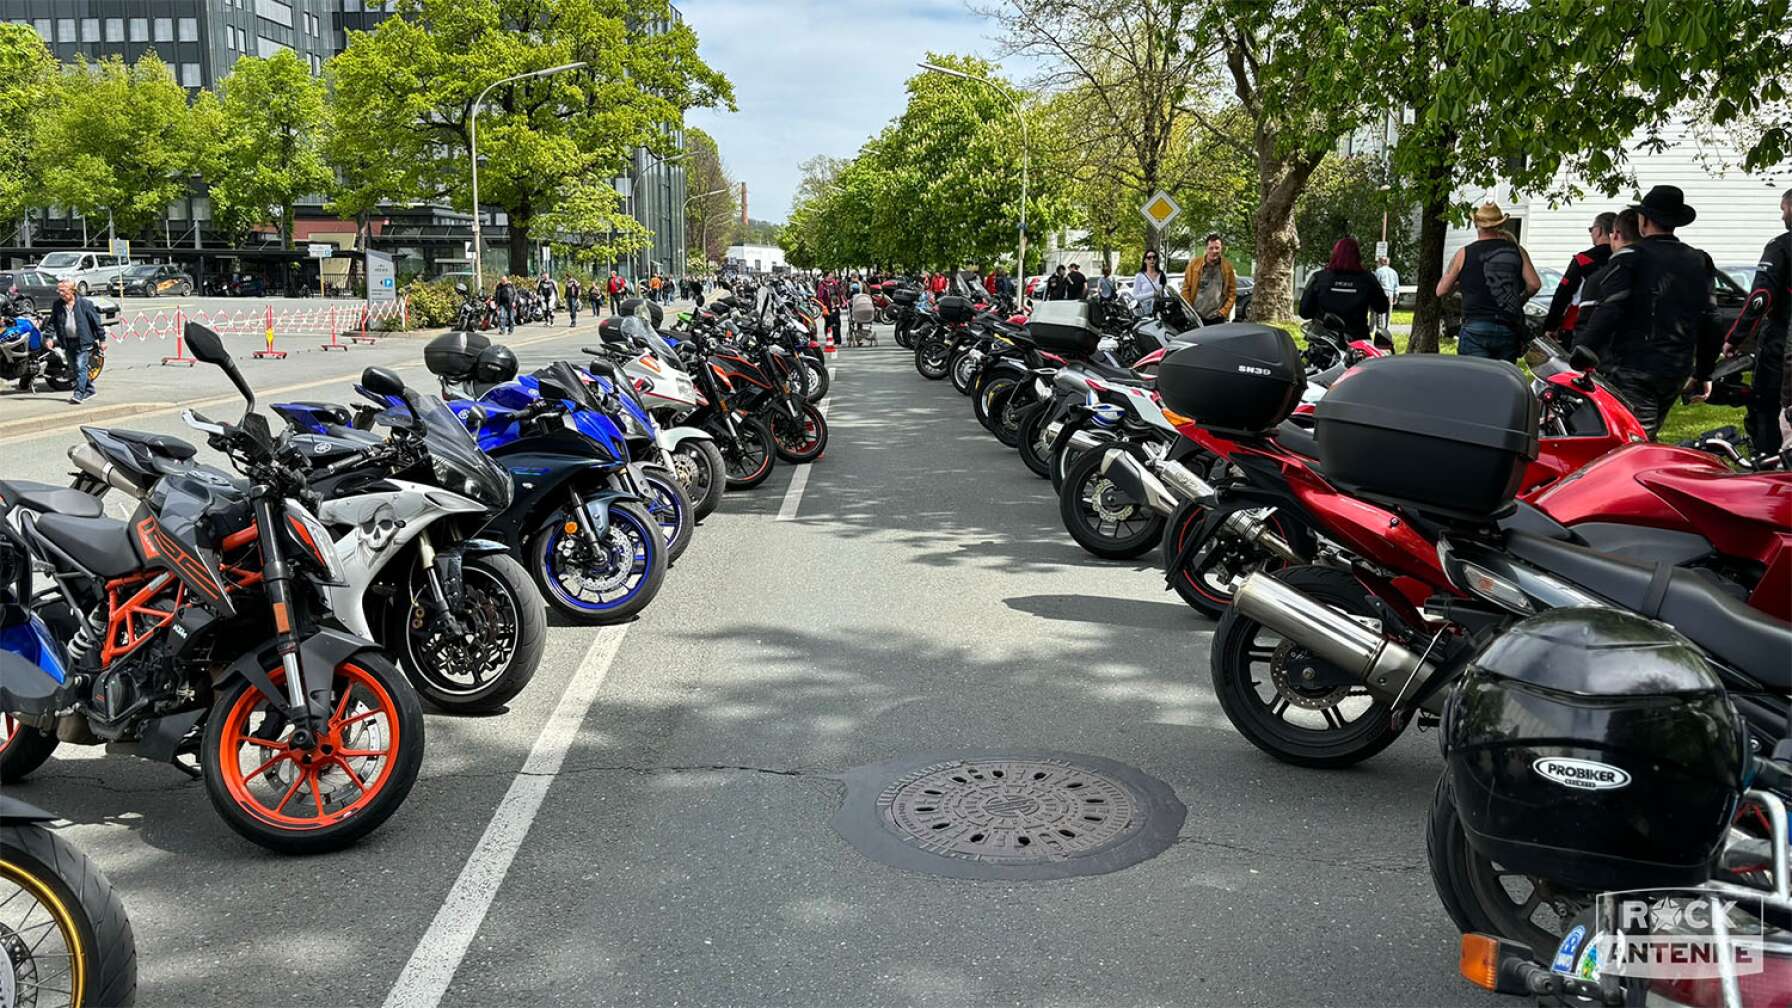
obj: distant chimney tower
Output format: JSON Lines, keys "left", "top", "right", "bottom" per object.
{"left": 740, "top": 183, "right": 748, "bottom": 228}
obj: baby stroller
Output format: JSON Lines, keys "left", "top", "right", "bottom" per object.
{"left": 848, "top": 291, "right": 877, "bottom": 347}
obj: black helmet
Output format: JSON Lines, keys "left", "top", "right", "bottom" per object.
{"left": 1443, "top": 608, "right": 1746, "bottom": 892}
{"left": 472, "top": 344, "right": 517, "bottom": 385}
{"left": 596, "top": 317, "right": 631, "bottom": 348}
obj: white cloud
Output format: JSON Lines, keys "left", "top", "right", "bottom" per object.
{"left": 681, "top": 0, "right": 1010, "bottom": 222}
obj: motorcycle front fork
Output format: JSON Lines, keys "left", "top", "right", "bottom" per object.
{"left": 252, "top": 495, "right": 327, "bottom": 744}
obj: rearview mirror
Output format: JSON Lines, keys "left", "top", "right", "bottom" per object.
{"left": 361, "top": 366, "right": 406, "bottom": 400}
{"left": 1568, "top": 345, "right": 1600, "bottom": 372}
{"left": 184, "top": 322, "right": 229, "bottom": 365}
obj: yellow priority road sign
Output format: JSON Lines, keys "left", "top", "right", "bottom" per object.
{"left": 1139, "top": 191, "right": 1181, "bottom": 231}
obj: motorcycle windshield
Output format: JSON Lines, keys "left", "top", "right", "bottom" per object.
{"left": 623, "top": 316, "right": 681, "bottom": 370}
{"left": 415, "top": 394, "right": 512, "bottom": 510}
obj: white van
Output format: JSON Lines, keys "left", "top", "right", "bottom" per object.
{"left": 31, "top": 251, "right": 134, "bottom": 295}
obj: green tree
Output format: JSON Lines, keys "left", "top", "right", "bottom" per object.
{"left": 37, "top": 53, "right": 208, "bottom": 240}
{"left": 1315, "top": 0, "right": 1792, "bottom": 351}
{"left": 0, "top": 25, "right": 54, "bottom": 226}
{"left": 683, "top": 127, "right": 737, "bottom": 264}
{"left": 205, "top": 50, "right": 333, "bottom": 248}
{"left": 328, "top": 0, "right": 733, "bottom": 275}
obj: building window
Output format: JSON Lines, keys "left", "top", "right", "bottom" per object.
{"left": 256, "top": 0, "right": 294, "bottom": 28}
{"left": 180, "top": 63, "right": 200, "bottom": 88}
{"left": 80, "top": 18, "right": 99, "bottom": 43}
{"left": 30, "top": 19, "right": 48, "bottom": 42}
{"left": 55, "top": 18, "right": 73, "bottom": 42}
{"left": 191, "top": 196, "right": 212, "bottom": 222}
{"left": 178, "top": 17, "right": 198, "bottom": 42}
{"left": 153, "top": 18, "right": 173, "bottom": 42}
{"left": 128, "top": 18, "right": 147, "bottom": 42}
{"left": 104, "top": 18, "right": 123, "bottom": 42}
{"left": 345, "top": 0, "right": 361, "bottom": 12}
{"left": 257, "top": 35, "right": 289, "bottom": 57}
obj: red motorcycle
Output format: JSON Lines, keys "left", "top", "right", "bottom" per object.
{"left": 1160, "top": 344, "right": 1791, "bottom": 770}
{"left": 1162, "top": 340, "right": 1650, "bottom": 616}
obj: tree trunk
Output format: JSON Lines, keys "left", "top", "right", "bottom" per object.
{"left": 508, "top": 214, "right": 530, "bottom": 277}
{"left": 280, "top": 205, "right": 293, "bottom": 250}
{"left": 1408, "top": 191, "right": 1450, "bottom": 353}
{"left": 1247, "top": 151, "right": 1320, "bottom": 323}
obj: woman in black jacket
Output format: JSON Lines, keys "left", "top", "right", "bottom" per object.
{"left": 1299, "top": 237, "right": 1389, "bottom": 341}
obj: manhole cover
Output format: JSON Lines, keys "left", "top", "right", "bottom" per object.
{"left": 833, "top": 752, "right": 1185, "bottom": 881}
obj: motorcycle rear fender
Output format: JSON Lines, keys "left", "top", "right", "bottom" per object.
{"left": 212, "top": 624, "right": 385, "bottom": 722}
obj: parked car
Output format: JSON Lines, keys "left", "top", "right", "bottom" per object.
{"left": 0, "top": 269, "right": 67, "bottom": 313}
{"left": 117, "top": 263, "right": 194, "bottom": 297}
{"left": 1722, "top": 263, "right": 1760, "bottom": 293}
{"left": 30, "top": 250, "right": 134, "bottom": 295}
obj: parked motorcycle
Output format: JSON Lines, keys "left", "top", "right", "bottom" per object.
{"left": 0, "top": 307, "right": 105, "bottom": 394}
{"left": 0, "top": 323, "right": 425, "bottom": 853}
{"left": 0, "top": 794, "right": 137, "bottom": 1006}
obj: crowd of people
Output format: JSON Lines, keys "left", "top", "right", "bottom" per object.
{"left": 482, "top": 270, "right": 715, "bottom": 334}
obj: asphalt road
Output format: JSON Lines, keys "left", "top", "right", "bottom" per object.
{"left": 0, "top": 328, "right": 1494, "bottom": 1007}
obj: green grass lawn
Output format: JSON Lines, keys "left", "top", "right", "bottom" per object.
{"left": 1268, "top": 319, "right": 1745, "bottom": 446}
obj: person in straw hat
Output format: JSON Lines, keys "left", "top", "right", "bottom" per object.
{"left": 1436, "top": 200, "right": 1541, "bottom": 361}
{"left": 1574, "top": 184, "right": 1721, "bottom": 439}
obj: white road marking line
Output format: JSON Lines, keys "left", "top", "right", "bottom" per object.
{"left": 381, "top": 625, "right": 630, "bottom": 1008}
{"left": 775, "top": 357, "right": 838, "bottom": 522}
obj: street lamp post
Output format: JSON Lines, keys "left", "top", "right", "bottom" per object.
{"left": 686, "top": 187, "right": 729, "bottom": 273}
{"left": 469, "top": 61, "right": 587, "bottom": 292}
{"left": 918, "top": 62, "right": 1028, "bottom": 297}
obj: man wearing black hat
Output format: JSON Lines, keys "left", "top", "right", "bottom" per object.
{"left": 1573, "top": 185, "right": 1721, "bottom": 439}
{"left": 1722, "top": 188, "right": 1790, "bottom": 455}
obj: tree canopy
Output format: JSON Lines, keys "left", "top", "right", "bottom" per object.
{"left": 204, "top": 50, "right": 332, "bottom": 248}
{"left": 328, "top": 0, "right": 733, "bottom": 274}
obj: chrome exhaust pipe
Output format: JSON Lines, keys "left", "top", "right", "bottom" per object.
{"left": 1220, "top": 508, "right": 1302, "bottom": 563}
{"left": 1231, "top": 573, "right": 1442, "bottom": 713}
{"left": 1065, "top": 429, "right": 1107, "bottom": 454}
{"left": 1155, "top": 458, "right": 1217, "bottom": 505}
{"left": 1098, "top": 448, "right": 1179, "bottom": 517}
{"left": 67, "top": 444, "right": 147, "bottom": 498}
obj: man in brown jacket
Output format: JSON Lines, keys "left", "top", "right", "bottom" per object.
{"left": 1183, "top": 233, "right": 1237, "bottom": 324}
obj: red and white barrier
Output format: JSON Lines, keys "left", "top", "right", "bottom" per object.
{"left": 109, "top": 299, "right": 412, "bottom": 367}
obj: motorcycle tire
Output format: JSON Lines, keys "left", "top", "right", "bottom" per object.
{"left": 721, "top": 417, "right": 777, "bottom": 490}
{"left": 876, "top": 306, "right": 896, "bottom": 325}
{"left": 1163, "top": 502, "right": 1305, "bottom": 620}
{"left": 949, "top": 349, "right": 979, "bottom": 396}
{"left": 801, "top": 358, "right": 830, "bottom": 403}
{"left": 894, "top": 325, "right": 915, "bottom": 350}
{"left": 1016, "top": 402, "right": 1055, "bottom": 479}
{"left": 395, "top": 552, "right": 545, "bottom": 715}
{"left": 0, "top": 715, "right": 60, "bottom": 783}
{"left": 529, "top": 499, "right": 666, "bottom": 624}
{"left": 202, "top": 649, "right": 424, "bottom": 854}
{"left": 641, "top": 465, "right": 695, "bottom": 562}
{"left": 974, "top": 374, "right": 1020, "bottom": 435}
{"left": 770, "top": 402, "right": 828, "bottom": 463}
{"left": 1, "top": 820, "right": 138, "bottom": 1006}
{"left": 915, "top": 337, "right": 952, "bottom": 380}
{"left": 1058, "top": 447, "right": 1164, "bottom": 559}
{"left": 1426, "top": 774, "right": 1591, "bottom": 954}
{"left": 992, "top": 384, "right": 1037, "bottom": 448}
{"left": 671, "top": 438, "right": 726, "bottom": 519}
{"left": 1209, "top": 565, "right": 1402, "bottom": 769}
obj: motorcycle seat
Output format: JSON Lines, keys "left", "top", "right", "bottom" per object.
{"left": 1504, "top": 530, "right": 1792, "bottom": 689}
{"left": 29, "top": 512, "right": 140, "bottom": 578}
{"left": 1273, "top": 421, "right": 1321, "bottom": 462}
{"left": 1083, "top": 358, "right": 1152, "bottom": 386}
{"left": 0, "top": 480, "right": 104, "bottom": 519}
{"left": 104, "top": 429, "right": 197, "bottom": 461}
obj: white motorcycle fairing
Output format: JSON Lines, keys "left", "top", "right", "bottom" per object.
{"left": 314, "top": 478, "right": 487, "bottom": 640}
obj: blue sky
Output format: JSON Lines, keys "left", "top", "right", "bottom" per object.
{"left": 681, "top": 1, "right": 1002, "bottom": 223}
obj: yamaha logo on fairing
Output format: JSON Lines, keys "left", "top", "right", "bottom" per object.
{"left": 1533, "top": 757, "right": 1631, "bottom": 791}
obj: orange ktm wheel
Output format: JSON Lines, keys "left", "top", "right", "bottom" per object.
{"left": 201, "top": 653, "right": 423, "bottom": 855}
